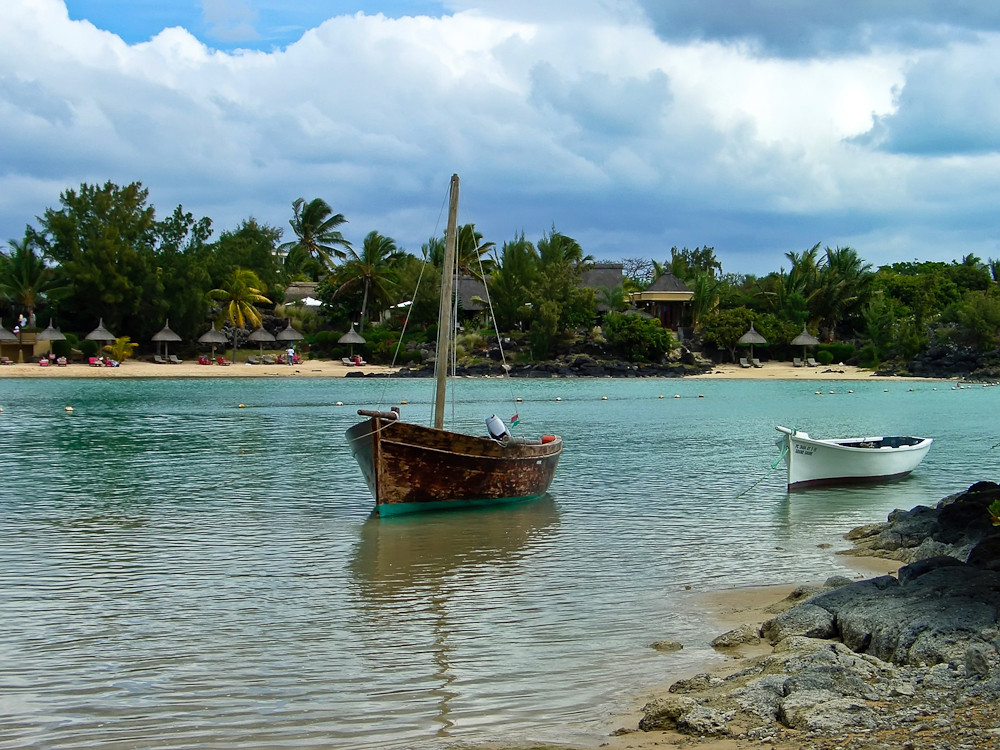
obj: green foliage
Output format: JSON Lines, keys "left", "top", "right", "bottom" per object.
{"left": 278, "top": 197, "right": 351, "bottom": 273}
{"left": 333, "top": 230, "right": 403, "bottom": 332}
{"left": 106, "top": 336, "right": 139, "bottom": 362}
{"left": 948, "top": 288, "right": 1000, "bottom": 349}
{"left": 603, "top": 312, "right": 676, "bottom": 362}
{"left": 528, "top": 300, "right": 560, "bottom": 359}
{"left": 700, "top": 307, "right": 754, "bottom": 361}
{"left": 817, "top": 343, "right": 855, "bottom": 363}
{"left": 78, "top": 338, "right": 99, "bottom": 357}
{"left": 815, "top": 349, "right": 834, "bottom": 365}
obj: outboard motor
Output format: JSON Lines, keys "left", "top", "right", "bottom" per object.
{"left": 486, "top": 414, "right": 510, "bottom": 440}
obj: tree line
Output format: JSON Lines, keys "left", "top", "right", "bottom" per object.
{"left": 2, "top": 179, "right": 999, "bottom": 369}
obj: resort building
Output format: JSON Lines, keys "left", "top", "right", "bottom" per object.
{"left": 627, "top": 272, "right": 693, "bottom": 331}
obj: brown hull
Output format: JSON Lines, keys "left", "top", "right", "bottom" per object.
{"left": 346, "top": 414, "right": 562, "bottom": 515}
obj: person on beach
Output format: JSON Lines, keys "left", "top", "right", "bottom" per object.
{"left": 286, "top": 346, "right": 294, "bottom": 365}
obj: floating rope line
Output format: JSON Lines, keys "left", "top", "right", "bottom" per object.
{"left": 735, "top": 441, "right": 789, "bottom": 499}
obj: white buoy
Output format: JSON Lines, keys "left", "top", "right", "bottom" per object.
{"left": 555, "top": 397, "right": 562, "bottom": 402}
{"left": 601, "top": 396, "right": 607, "bottom": 400}
{"left": 848, "top": 390, "right": 853, "bottom": 394}
{"left": 238, "top": 404, "right": 246, "bottom": 408}
{"left": 658, "top": 395, "right": 664, "bottom": 399}
{"left": 674, "top": 394, "right": 680, "bottom": 399}
{"left": 516, "top": 397, "right": 523, "bottom": 402}
{"left": 336, "top": 401, "right": 344, "bottom": 407}
{"left": 400, "top": 400, "right": 407, "bottom": 405}
{"left": 65, "top": 406, "right": 73, "bottom": 412}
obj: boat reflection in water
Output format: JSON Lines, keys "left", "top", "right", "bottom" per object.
{"left": 347, "top": 498, "right": 560, "bottom": 745}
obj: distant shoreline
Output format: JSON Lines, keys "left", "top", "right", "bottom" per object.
{"left": 0, "top": 359, "right": 959, "bottom": 381}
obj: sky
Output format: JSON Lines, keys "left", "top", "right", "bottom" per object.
{"left": 2, "top": 1, "right": 1000, "bottom": 276}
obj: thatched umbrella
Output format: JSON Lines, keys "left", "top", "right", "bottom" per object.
{"left": 86, "top": 318, "right": 116, "bottom": 356}
{"left": 338, "top": 322, "right": 366, "bottom": 357}
{"left": 248, "top": 325, "right": 276, "bottom": 355}
{"left": 198, "top": 324, "right": 228, "bottom": 357}
{"left": 276, "top": 321, "right": 304, "bottom": 342}
{"left": 791, "top": 325, "right": 820, "bottom": 361}
{"left": 737, "top": 324, "right": 767, "bottom": 360}
{"left": 0, "top": 318, "right": 21, "bottom": 343}
{"left": 151, "top": 319, "right": 182, "bottom": 358}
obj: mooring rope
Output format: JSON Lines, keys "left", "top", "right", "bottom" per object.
{"left": 735, "top": 441, "right": 789, "bottom": 499}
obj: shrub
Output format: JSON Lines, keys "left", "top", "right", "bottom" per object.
{"left": 816, "top": 349, "right": 835, "bottom": 365}
{"left": 79, "top": 339, "right": 99, "bottom": 357}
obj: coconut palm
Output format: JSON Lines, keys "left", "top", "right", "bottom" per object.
{"left": 814, "top": 246, "right": 872, "bottom": 340}
{"left": 208, "top": 268, "right": 271, "bottom": 361}
{"left": 0, "top": 236, "right": 67, "bottom": 326}
{"left": 279, "top": 198, "right": 352, "bottom": 273}
{"left": 335, "top": 231, "right": 403, "bottom": 332}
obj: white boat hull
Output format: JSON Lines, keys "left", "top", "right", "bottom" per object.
{"left": 775, "top": 426, "right": 932, "bottom": 490}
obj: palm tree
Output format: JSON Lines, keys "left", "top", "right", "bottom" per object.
{"left": 208, "top": 268, "right": 271, "bottom": 361}
{"left": 0, "top": 236, "right": 67, "bottom": 326}
{"left": 336, "top": 231, "right": 403, "bottom": 332}
{"left": 814, "top": 246, "right": 872, "bottom": 340}
{"left": 278, "top": 198, "right": 352, "bottom": 273}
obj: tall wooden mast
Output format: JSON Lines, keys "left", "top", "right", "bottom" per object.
{"left": 432, "top": 173, "right": 460, "bottom": 430}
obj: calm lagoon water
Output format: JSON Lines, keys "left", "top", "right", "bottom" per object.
{"left": 1, "top": 374, "right": 998, "bottom": 748}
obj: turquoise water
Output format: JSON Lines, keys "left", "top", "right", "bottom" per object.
{"left": 1, "top": 375, "right": 997, "bottom": 748}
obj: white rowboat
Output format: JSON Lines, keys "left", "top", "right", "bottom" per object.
{"left": 775, "top": 425, "right": 932, "bottom": 490}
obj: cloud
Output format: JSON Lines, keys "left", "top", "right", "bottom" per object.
{"left": 2, "top": 0, "right": 1000, "bottom": 274}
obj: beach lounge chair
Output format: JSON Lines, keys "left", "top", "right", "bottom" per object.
{"left": 88, "top": 356, "right": 102, "bottom": 367}
{"left": 198, "top": 355, "right": 212, "bottom": 365}
{"left": 792, "top": 357, "right": 804, "bottom": 367}
{"left": 342, "top": 357, "right": 354, "bottom": 366}
{"left": 39, "top": 358, "right": 50, "bottom": 367}
{"left": 216, "top": 356, "right": 232, "bottom": 366}
{"left": 153, "top": 354, "right": 167, "bottom": 364}
{"left": 247, "top": 355, "right": 261, "bottom": 365}
{"left": 806, "top": 357, "right": 819, "bottom": 367}
{"left": 168, "top": 354, "right": 183, "bottom": 364}
{"left": 739, "top": 357, "right": 752, "bottom": 368}
{"left": 751, "top": 358, "right": 763, "bottom": 368}
{"left": 0, "top": 356, "right": 13, "bottom": 365}
{"left": 57, "top": 357, "right": 68, "bottom": 366}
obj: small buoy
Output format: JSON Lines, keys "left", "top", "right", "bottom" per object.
{"left": 815, "top": 391, "right": 822, "bottom": 395}
{"left": 65, "top": 406, "right": 73, "bottom": 412}
{"left": 601, "top": 396, "right": 607, "bottom": 401}
{"left": 555, "top": 397, "right": 562, "bottom": 402}
{"left": 336, "top": 401, "right": 344, "bottom": 407}
{"left": 658, "top": 395, "right": 664, "bottom": 399}
{"left": 698, "top": 394, "right": 704, "bottom": 398}
{"left": 847, "top": 390, "right": 853, "bottom": 394}
{"left": 238, "top": 404, "right": 246, "bottom": 409}
{"left": 516, "top": 397, "right": 523, "bottom": 402}
{"left": 674, "top": 394, "right": 680, "bottom": 399}
{"left": 932, "top": 387, "right": 937, "bottom": 391}
{"left": 400, "top": 400, "right": 407, "bottom": 405}
{"left": 908, "top": 388, "right": 914, "bottom": 392}
{"left": 829, "top": 390, "right": 835, "bottom": 394}
{"left": 884, "top": 389, "right": 889, "bottom": 393}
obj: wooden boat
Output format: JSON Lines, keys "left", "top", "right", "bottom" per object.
{"left": 346, "top": 174, "right": 563, "bottom": 516}
{"left": 775, "top": 425, "right": 932, "bottom": 490}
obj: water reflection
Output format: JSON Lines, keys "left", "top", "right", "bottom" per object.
{"left": 348, "top": 498, "right": 560, "bottom": 740}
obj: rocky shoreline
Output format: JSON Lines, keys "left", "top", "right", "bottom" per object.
{"left": 620, "top": 481, "right": 1000, "bottom": 749}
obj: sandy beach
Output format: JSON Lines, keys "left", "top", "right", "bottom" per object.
{"left": 0, "top": 358, "right": 953, "bottom": 381}
{"left": 0, "top": 358, "right": 401, "bottom": 378}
